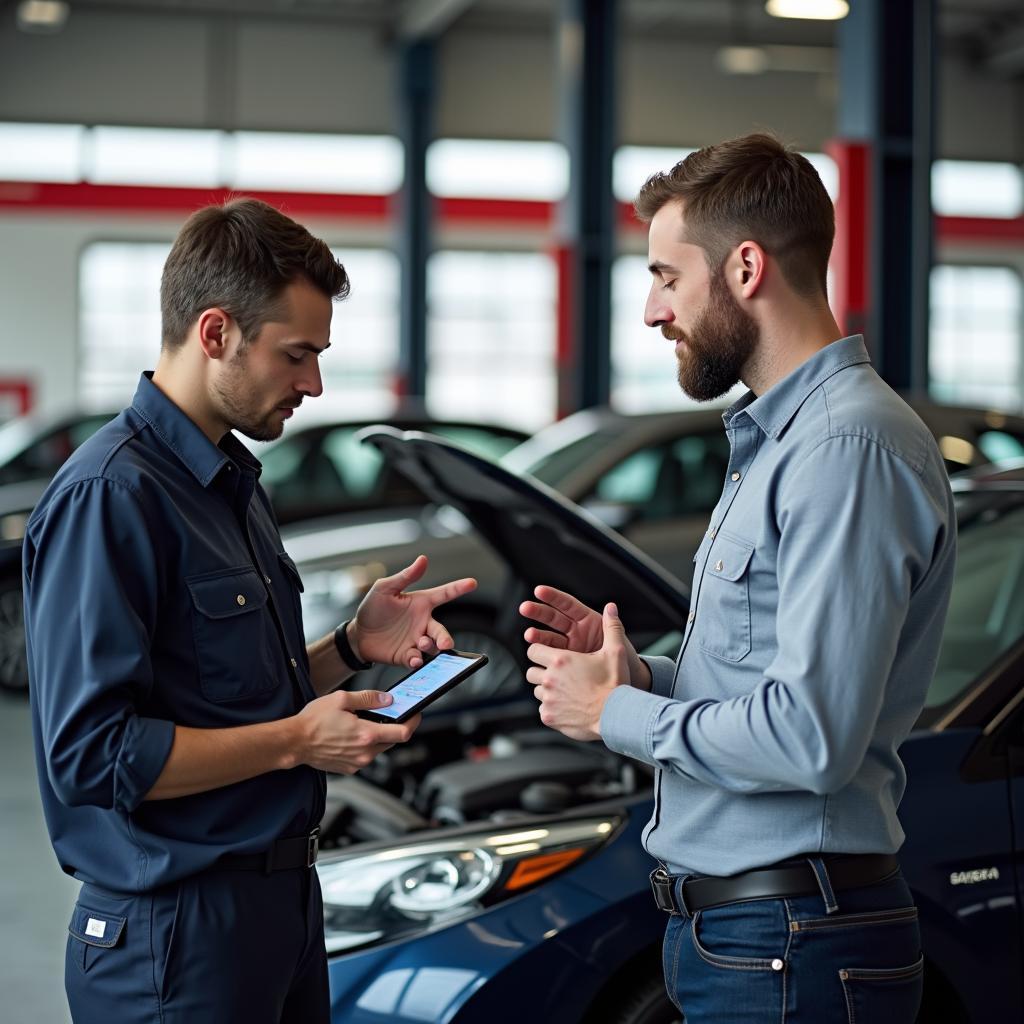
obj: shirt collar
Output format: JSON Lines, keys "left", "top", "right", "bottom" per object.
{"left": 723, "top": 335, "right": 871, "bottom": 439}
{"left": 131, "top": 372, "right": 262, "bottom": 487}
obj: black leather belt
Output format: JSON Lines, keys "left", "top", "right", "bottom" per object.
{"left": 217, "top": 828, "right": 320, "bottom": 874}
{"left": 650, "top": 853, "right": 900, "bottom": 916}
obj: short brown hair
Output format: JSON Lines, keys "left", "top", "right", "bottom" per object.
{"left": 160, "top": 197, "right": 350, "bottom": 350}
{"left": 634, "top": 133, "right": 833, "bottom": 298}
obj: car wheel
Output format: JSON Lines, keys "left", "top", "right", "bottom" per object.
{"left": 602, "top": 973, "right": 681, "bottom": 1024}
{"left": 0, "top": 574, "right": 28, "bottom": 694}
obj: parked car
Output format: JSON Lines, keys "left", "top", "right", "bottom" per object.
{"left": 308, "top": 431, "right": 1024, "bottom": 1024}
{"left": 0, "top": 406, "right": 524, "bottom": 693}
{"left": 254, "top": 407, "right": 527, "bottom": 526}
{"left": 0, "top": 410, "right": 115, "bottom": 692}
{"left": 288, "top": 400, "right": 1024, "bottom": 693}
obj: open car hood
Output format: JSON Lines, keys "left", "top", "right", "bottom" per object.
{"left": 358, "top": 427, "right": 689, "bottom": 634}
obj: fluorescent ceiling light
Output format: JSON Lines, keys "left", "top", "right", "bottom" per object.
{"left": 16, "top": 0, "right": 69, "bottom": 32}
{"left": 766, "top": 0, "right": 848, "bottom": 20}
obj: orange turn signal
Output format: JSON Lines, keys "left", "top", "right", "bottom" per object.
{"left": 504, "top": 848, "right": 586, "bottom": 891}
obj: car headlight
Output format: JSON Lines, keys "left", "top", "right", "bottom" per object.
{"left": 317, "top": 815, "right": 620, "bottom": 954}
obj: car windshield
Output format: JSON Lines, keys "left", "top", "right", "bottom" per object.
{"left": 926, "top": 491, "right": 1024, "bottom": 710}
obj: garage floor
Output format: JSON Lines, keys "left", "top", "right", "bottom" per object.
{"left": 0, "top": 691, "right": 77, "bottom": 1023}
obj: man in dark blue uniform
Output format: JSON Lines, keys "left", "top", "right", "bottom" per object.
{"left": 23, "top": 198, "right": 477, "bottom": 1023}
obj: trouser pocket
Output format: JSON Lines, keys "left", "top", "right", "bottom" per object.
{"left": 67, "top": 898, "right": 128, "bottom": 975}
{"left": 840, "top": 955, "right": 924, "bottom": 1024}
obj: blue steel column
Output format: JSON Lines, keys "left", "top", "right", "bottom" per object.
{"left": 556, "top": 0, "right": 617, "bottom": 414}
{"left": 837, "top": 0, "right": 934, "bottom": 393}
{"left": 396, "top": 39, "right": 434, "bottom": 400}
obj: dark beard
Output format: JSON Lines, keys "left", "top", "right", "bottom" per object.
{"left": 672, "top": 271, "right": 759, "bottom": 402}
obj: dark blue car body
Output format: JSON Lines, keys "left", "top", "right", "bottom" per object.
{"left": 314, "top": 435, "right": 1024, "bottom": 1024}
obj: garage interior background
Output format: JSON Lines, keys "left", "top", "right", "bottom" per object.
{"left": 1, "top": 0, "right": 1023, "bottom": 1019}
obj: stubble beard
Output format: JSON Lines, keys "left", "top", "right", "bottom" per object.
{"left": 212, "top": 345, "right": 287, "bottom": 442}
{"left": 669, "top": 271, "right": 760, "bottom": 403}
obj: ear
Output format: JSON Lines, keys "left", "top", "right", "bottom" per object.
{"left": 196, "top": 308, "right": 233, "bottom": 361}
{"left": 729, "top": 241, "right": 767, "bottom": 300}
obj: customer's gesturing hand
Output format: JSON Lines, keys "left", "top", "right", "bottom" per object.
{"left": 521, "top": 586, "right": 650, "bottom": 690}
{"left": 526, "top": 603, "right": 630, "bottom": 742}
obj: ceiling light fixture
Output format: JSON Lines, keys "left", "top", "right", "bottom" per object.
{"left": 16, "top": 0, "right": 69, "bottom": 33}
{"left": 765, "top": 0, "right": 849, "bottom": 20}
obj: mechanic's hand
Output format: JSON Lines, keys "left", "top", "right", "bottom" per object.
{"left": 294, "top": 689, "right": 421, "bottom": 774}
{"left": 351, "top": 555, "right": 477, "bottom": 668}
{"left": 521, "top": 585, "right": 650, "bottom": 689}
{"left": 525, "top": 603, "right": 629, "bottom": 742}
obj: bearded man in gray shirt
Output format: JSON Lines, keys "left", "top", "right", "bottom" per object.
{"left": 521, "top": 134, "right": 957, "bottom": 1023}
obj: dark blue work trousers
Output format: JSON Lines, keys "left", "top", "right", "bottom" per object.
{"left": 65, "top": 866, "right": 329, "bottom": 1023}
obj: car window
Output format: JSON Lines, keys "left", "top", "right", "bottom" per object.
{"left": 588, "top": 432, "right": 729, "bottom": 522}
{"left": 977, "top": 430, "right": 1024, "bottom": 465}
{"left": 429, "top": 426, "right": 521, "bottom": 462}
{"left": 262, "top": 429, "right": 389, "bottom": 512}
{"left": 927, "top": 502, "right": 1024, "bottom": 708}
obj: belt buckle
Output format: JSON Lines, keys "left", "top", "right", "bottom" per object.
{"left": 306, "top": 827, "right": 320, "bottom": 868}
{"left": 650, "top": 867, "right": 678, "bottom": 914}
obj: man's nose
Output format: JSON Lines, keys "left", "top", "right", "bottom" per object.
{"left": 644, "top": 287, "right": 673, "bottom": 329}
{"left": 298, "top": 359, "right": 324, "bottom": 398}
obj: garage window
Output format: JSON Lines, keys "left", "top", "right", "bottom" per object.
{"left": 929, "top": 265, "right": 1024, "bottom": 412}
{"left": 426, "top": 250, "right": 556, "bottom": 430}
{"left": 78, "top": 244, "right": 399, "bottom": 414}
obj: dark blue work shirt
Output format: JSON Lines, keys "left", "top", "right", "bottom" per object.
{"left": 24, "top": 373, "right": 325, "bottom": 893}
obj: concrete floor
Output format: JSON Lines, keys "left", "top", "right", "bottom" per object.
{"left": 0, "top": 691, "right": 77, "bottom": 1023}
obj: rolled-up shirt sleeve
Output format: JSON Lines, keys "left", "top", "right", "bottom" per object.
{"left": 24, "top": 477, "right": 175, "bottom": 813}
{"left": 601, "top": 435, "right": 953, "bottom": 795}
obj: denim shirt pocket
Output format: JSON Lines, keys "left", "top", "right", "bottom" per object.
{"left": 697, "top": 531, "right": 755, "bottom": 663}
{"left": 186, "top": 566, "right": 279, "bottom": 703}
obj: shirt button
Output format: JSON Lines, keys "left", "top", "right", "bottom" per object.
{"left": 714, "top": 560, "right": 724, "bottom": 572}
{"left": 708, "top": 527, "right": 717, "bottom": 539}
{"left": 731, "top": 471, "right": 741, "bottom": 482}
{"left": 771, "top": 959, "right": 784, "bottom": 972}
{"left": 290, "top": 657, "right": 298, "bottom": 668}
{"left": 236, "top": 594, "right": 246, "bottom": 606}
{"left": 266, "top": 576, "right": 272, "bottom": 585}
{"left": 687, "top": 610, "right": 696, "bottom": 624}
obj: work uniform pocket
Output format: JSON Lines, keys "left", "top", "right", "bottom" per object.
{"left": 697, "top": 532, "right": 755, "bottom": 663}
{"left": 840, "top": 954, "right": 924, "bottom": 1023}
{"left": 276, "top": 550, "right": 307, "bottom": 647}
{"left": 68, "top": 904, "right": 127, "bottom": 975}
{"left": 187, "top": 566, "right": 278, "bottom": 703}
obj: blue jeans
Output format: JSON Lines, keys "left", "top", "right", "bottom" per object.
{"left": 661, "top": 862, "right": 923, "bottom": 1023}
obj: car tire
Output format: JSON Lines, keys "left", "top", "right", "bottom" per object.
{"left": 602, "top": 973, "right": 681, "bottom": 1024}
{"left": 0, "top": 573, "right": 28, "bottom": 694}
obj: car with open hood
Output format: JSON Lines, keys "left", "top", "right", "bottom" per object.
{"left": 308, "top": 430, "right": 1024, "bottom": 1023}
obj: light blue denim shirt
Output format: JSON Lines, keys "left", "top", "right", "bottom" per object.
{"left": 600, "top": 336, "right": 957, "bottom": 876}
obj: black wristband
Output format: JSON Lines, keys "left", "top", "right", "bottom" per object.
{"left": 334, "top": 620, "right": 373, "bottom": 672}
